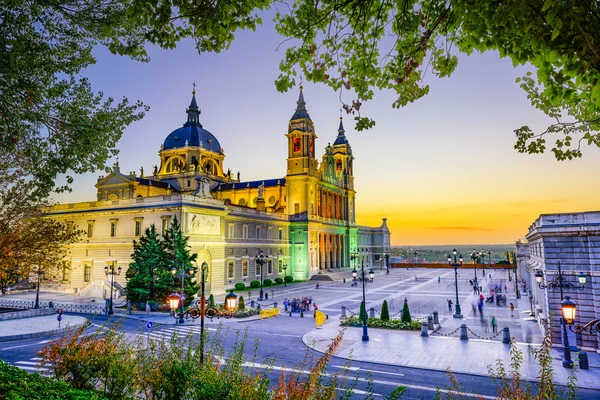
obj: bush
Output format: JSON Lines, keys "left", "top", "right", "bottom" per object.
{"left": 401, "top": 298, "right": 411, "bottom": 323}
{"left": 208, "top": 294, "right": 215, "bottom": 307}
{"left": 0, "top": 360, "right": 108, "bottom": 399}
{"left": 275, "top": 277, "right": 283, "bottom": 284}
{"left": 238, "top": 296, "right": 245, "bottom": 311}
{"left": 381, "top": 300, "right": 390, "bottom": 321}
{"left": 250, "top": 280, "right": 260, "bottom": 288}
{"left": 234, "top": 282, "right": 245, "bottom": 290}
{"left": 359, "top": 300, "right": 366, "bottom": 321}
{"left": 284, "top": 275, "right": 294, "bottom": 283}
{"left": 340, "top": 316, "right": 420, "bottom": 331}
{"left": 263, "top": 279, "right": 272, "bottom": 286}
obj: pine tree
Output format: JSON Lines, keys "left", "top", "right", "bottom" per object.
{"left": 163, "top": 216, "right": 200, "bottom": 306}
{"left": 126, "top": 224, "right": 171, "bottom": 304}
{"left": 380, "top": 300, "right": 390, "bottom": 321}
{"left": 208, "top": 293, "right": 215, "bottom": 307}
{"left": 401, "top": 297, "right": 412, "bottom": 323}
{"left": 238, "top": 296, "right": 245, "bottom": 311}
{"left": 359, "top": 300, "right": 366, "bottom": 321}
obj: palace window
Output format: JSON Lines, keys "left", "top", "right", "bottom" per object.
{"left": 134, "top": 218, "right": 143, "bottom": 237}
{"left": 243, "top": 225, "right": 249, "bottom": 239}
{"left": 161, "top": 215, "right": 171, "bottom": 235}
{"left": 227, "top": 261, "right": 235, "bottom": 279}
{"left": 267, "top": 228, "right": 272, "bottom": 240}
{"left": 228, "top": 223, "right": 235, "bottom": 238}
{"left": 242, "top": 260, "right": 248, "bottom": 278}
{"left": 87, "top": 221, "right": 94, "bottom": 238}
{"left": 278, "top": 228, "right": 283, "bottom": 240}
{"left": 110, "top": 220, "right": 118, "bottom": 237}
{"left": 84, "top": 264, "right": 92, "bottom": 283}
{"left": 267, "top": 259, "right": 273, "bottom": 275}
{"left": 255, "top": 261, "right": 261, "bottom": 276}
{"left": 278, "top": 259, "right": 283, "bottom": 273}
{"left": 256, "top": 226, "right": 261, "bottom": 239}
{"left": 62, "top": 267, "right": 70, "bottom": 283}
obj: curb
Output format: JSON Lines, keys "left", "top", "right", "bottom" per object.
{"left": 0, "top": 319, "right": 90, "bottom": 342}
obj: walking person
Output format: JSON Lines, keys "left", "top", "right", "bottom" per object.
{"left": 472, "top": 301, "right": 477, "bottom": 316}
{"left": 491, "top": 316, "right": 498, "bottom": 334}
{"left": 438, "top": 276, "right": 441, "bottom": 284}
{"left": 510, "top": 302, "right": 515, "bottom": 317}
{"left": 447, "top": 299, "right": 453, "bottom": 312}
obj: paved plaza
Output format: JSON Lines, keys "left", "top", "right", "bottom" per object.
{"left": 2, "top": 266, "right": 599, "bottom": 391}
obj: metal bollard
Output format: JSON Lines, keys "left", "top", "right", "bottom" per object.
{"left": 433, "top": 311, "right": 439, "bottom": 325}
{"left": 421, "top": 321, "right": 429, "bottom": 337}
{"left": 579, "top": 352, "right": 589, "bottom": 370}
{"left": 341, "top": 306, "right": 347, "bottom": 319}
{"left": 460, "top": 324, "right": 469, "bottom": 340}
{"left": 250, "top": 300, "right": 255, "bottom": 309}
{"left": 273, "top": 302, "right": 278, "bottom": 309}
{"left": 369, "top": 307, "right": 375, "bottom": 319}
{"left": 428, "top": 315, "right": 434, "bottom": 330}
{"left": 502, "top": 327, "right": 510, "bottom": 344}
{"left": 257, "top": 304, "right": 261, "bottom": 311}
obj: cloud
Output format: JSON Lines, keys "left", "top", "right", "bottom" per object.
{"left": 431, "top": 226, "right": 493, "bottom": 231}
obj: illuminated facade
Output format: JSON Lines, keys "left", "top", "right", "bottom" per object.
{"left": 50, "top": 88, "right": 390, "bottom": 297}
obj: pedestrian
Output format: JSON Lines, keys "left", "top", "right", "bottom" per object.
{"left": 510, "top": 302, "right": 515, "bottom": 317}
{"left": 447, "top": 299, "right": 453, "bottom": 312}
{"left": 491, "top": 316, "right": 497, "bottom": 334}
{"left": 484, "top": 317, "right": 490, "bottom": 332}
{"left": 284, "top": 298, "right": 289, "bottom": 312}
{"left": 478, "top": 299, "right": 484, "bottom": 316}
{"left": 504, "top": 284, "right": 507, "bottom": 292}
{"left": 438, "top": 276, "right": 441, "bottom": 284}
{"left": 472, "top": 301, "right": 477, "bottom": 316}
{"left": 313, "top": 303, "right": 319, "bottom": 312}
{"left": 316, "top": 283, "right": 320, "bottom": 289}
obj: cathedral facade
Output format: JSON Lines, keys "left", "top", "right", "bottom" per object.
{"left": 49, "top": 88, "right": 390, "bottom": 297}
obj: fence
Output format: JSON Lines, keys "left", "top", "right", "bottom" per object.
{"left": 0, "top": 299, "right": 106, "bottom": 315}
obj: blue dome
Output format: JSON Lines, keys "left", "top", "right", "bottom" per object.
{"left": 163, "top": 93, "right": 222, "bottom": 153}
{"left": 163, "top": 125, "right": 221, "bottom": 153}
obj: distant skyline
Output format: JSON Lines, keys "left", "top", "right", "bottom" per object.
{"left": 53, "top": 15, "right": 600, "bottom": 246}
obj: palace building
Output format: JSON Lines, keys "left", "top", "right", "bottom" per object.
{"left": 49, "top": 88, "right": 391, "bottom": 298}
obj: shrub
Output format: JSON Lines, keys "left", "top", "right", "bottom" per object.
{"left": 263, "top": 279, "right": 272, "bottom": 286}
{"left": 234, "top": 282, "right": 245, "bottom": 290}
{"left": 359, "top": 300, "right": 366, "bottom": 321}
{"left": 284, "top": 275, "right": 294, "bottom": 283}
{"left": 381, "top": 300, "right": 390, "bottom": 321}
{"left": 401, "top": 298, "right": 411, "bottom": 323}
{"left": 274, "top": 277, "right": 283, "bottom": 284}
{"left": 250, "top": 280, "right": 260, "bottom": 288}
{"left": 208, "top": 294, "right": 215, "bottom": 306}
{"left": 238, "top": 296, "right": 245, "bottom": 311}
{"left": 0, "top": 360, "right": 108, "bottom": 399}
{"left": 340, "top": 316, "right": 420, "bottom": 330}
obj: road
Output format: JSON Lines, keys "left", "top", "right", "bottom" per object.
{"left": 2, "top": 313, "right": 598, "bottom": 399}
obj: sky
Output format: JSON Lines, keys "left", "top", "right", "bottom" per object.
{"left": 53, "top": 13, "right": 600, "bottom": 247}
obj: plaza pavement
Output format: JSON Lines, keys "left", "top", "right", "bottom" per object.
{"left": 0, "top": 314, "right": 88, "bottom": 341}
{"left": 2, "top": 267, "right": 599, "bottom": 390}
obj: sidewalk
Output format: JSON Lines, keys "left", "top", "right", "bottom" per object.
{"left": 0, "top": 314, "right": 88, "bottom": 341}
{"left": 303, "top": 323, "right": 600, "bottom": 390}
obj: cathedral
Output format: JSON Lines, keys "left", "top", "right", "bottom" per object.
{"left": 49, "top": 87, "right": 391, "bottom": 297}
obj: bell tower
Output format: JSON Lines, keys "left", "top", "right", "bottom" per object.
{"left": 286, "top": 87, "right": 318, "bottom": 176}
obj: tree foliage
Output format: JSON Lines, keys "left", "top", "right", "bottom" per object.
{"left": 126, "top": 224, "right": 172, "bottom": 305}
{"left": 163, "top": 216, "right": 200, "bottom": 305}
{"left": 401, "top": 298, "right": 411, "bottom": 323}
{"left": 380, "top": 299, "right": 390, "bottom": 321}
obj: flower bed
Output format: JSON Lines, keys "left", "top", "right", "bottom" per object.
{"left": 340, "top": 316, "right": 421, "bottom": 330}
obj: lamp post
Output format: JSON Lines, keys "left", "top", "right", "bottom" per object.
{"left": 469, "top": 249, "right": 478, "bottom": 282}
{"left": 171, "top": 262, "right": 195, "bottom": 324}
{"left": 486, "top": 249, "right": 492, "bottom": 277}
{"left": 254, "top": 250, "right": 269, "bottom": 301}
{"left": 562, "top": 296, "right": 600, "bottom": 335}
{"left": 384, "top": 250, "right": 390, "bottom": 274}
{"left": 535, "top": 261, "right": 587, "bottom": 368}
{"left": 413, "top": 250, "right": 417, "bottom": 268}
{"left": 34, "top": 267, "right": 44, "bottom": 309}
{"left": 104, "top": 262, "right": 122, "bottom": 315}
{"left": 282, "top": 264, "right": 288, "bottom": 287}
{"left": 354, "top": 260, "right": 374, "bottom": 341}
{"left": 447, "top": 249, "right": 463, "bottom": 319}
{"left": 513, "top": 263, "right": 521, "bottom": 299}
{"left": 199, "top": 262, "right": 208, "bottom": 364}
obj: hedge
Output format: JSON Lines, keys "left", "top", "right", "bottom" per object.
{"left": 263, "top": 279, "right": 272, "bottom": 286}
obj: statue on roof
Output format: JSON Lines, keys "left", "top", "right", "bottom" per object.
{"left": 153, "top": 165, "right": 158, "bottom": 175}
{"left": 258, "top": 182, "right": 264, "bottom": 199}
{"left": 140, "top": 166, "right": 144, "bottom": 177}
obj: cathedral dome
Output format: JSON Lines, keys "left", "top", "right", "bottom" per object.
{"left": 163, "top": 91, "right": 222, "bottom": 153}
{"left": 163, "top": 125, "right": 221, "bottom": 153}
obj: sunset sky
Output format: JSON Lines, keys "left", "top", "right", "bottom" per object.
{"left": 54, "top": 15, "right": 600, "bottom": 246}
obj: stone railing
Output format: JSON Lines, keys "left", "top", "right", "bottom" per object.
{"left": 0, "top": 299, "right": 106, "bottom": 315}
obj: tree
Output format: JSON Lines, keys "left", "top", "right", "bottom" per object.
{"left": 401, "top": 298, "right": 412, "bottom": 323}
{"left": 163, "top": 216, "right": 200, "bottom": 305}
{"left": 380, "top": 300, "right": 390, "bottom": 321}
{"left": 238, "top": 296, "right": 245, "bottom": 311}
{"left": 125, "top": 224, "right": 171, "bottom": 305}
{"left": 273, "top": 1, "right": 600, "bottom": 160}
{"left": 359, "top": 300, "right": 367, "bottom": 321}
{"left": 209, "top": 293, "right": 215, "bottom": 307}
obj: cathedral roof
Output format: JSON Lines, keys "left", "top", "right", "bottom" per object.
{"left": 290, "top": 86, "right": 312, "bottom": 121}
{"left": 333, "top": 118, "right": 349, "bottom": 146}
{"left": 163, "top": 92, "right": 222, "bottom": 153}
{"left": 216, "top": 178, "right": 285, "bottom": 191}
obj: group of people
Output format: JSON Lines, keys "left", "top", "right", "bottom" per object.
{"left": 283, "top": 297, "right": 314, "bottom": 313}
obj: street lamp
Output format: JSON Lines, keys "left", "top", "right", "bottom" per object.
{"left": 535, "top": 261, "right": 587, "bottom": 368}
{"left": 282, "top": 264, "right": 288, "bottom": 287}
{"left": 34, "top": 267, "right": 45, "bottom": 309}
{"left": 469, "top": 249, "right": 478, "bottom": 282}
{"left": 359, "top": 260, "right": 374, "bottom": 341}
{"left": 350, "top": 252, "right": 357, "bottom": 270}
{"left": 486, "top": 249, "right": 492, "bottom": 277}
{"left": 254, "top": 250, "right": 269, "bottom": 301}
{"left": 561, "top": 296, "right": 600, "bottom": 334}
{"left": 171, "top": 263, "right": 195, "bottom": 324}
{"left": 225, "top": 290, "right": 238, "bottom": 310}
{"left": 199, "top": 262, "right": 208, "bottom": 363}
{"left": 104, "top": 262, "right": 122, "bottom": 315}
{"left": 447, "top": 249, "right": 463, "bottom": 319}
{"left": 168, "top": 292, "right": 181, "bottom": 317}
{"left": 384, "top": 250, "right": 390, "bottom": 274}
{"left": 413, "top": 250, "right": 417, "bottom": 268}
{"left": 513, "top": 262, "right": 521, "bottom": 299}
